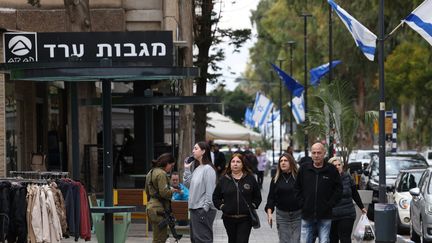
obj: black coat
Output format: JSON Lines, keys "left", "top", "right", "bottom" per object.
{"left": 294, "top": 162, "right": 342, "bottom": 220}
{"left": 213, "top": 173, "right": 261, "bottom": 216}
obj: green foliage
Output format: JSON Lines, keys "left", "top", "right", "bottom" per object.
{"left": 207, "top": 85, "right": 254, "bottom": 124}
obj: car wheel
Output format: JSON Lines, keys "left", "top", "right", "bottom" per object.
{"left": 412, "top": 219, "right": 421, "bottom": 242}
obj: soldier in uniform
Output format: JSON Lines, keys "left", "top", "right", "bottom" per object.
{"left": 145, "top": 153, "right": 180, "bottom": 243}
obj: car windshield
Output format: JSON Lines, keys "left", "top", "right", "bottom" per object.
{"left": 397, "top": 171, "right": 423, "bottom": 192}
{"left": 371, "top": 157, "right": 428, "bottom": 176}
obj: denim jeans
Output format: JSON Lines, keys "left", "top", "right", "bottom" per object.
{"left": 301, "top": 219, "right": 332, "bottom": 243}
{"left": 276, "top": 209, "right": 301, "bottom": 243}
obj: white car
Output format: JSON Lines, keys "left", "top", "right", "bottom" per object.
{"left": 348, "top": 149, "right": 378, "bottom": 165}
{"left": 392, "top": 168, "right": 425, "bottom": 232}
{"left": 423, "top": 149, "right": 432, "bottom": 165}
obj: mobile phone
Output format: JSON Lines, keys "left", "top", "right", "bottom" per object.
{"left": 186, "top": 156, "right": 195, "bottom": 164}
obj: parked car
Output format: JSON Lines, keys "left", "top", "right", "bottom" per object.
{"left": 348, "top": 149, "right": 378, "bottom": 165}
{"left": 423, "top": 149, "right": 432, "bottom": 166}
{"left": 391, "top": 169, "right": 426, "bottom": 233}
{"left": 409, "top": 167, "right": 432, "bottom": 242}
{"left": 361, "top": 153, "right": 428, "bottom": 202}
{"left": 266, "top": 150, "right": 281, "bottom": 177}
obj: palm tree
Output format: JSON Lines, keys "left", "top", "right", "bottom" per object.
{"left": 305, "top": 80, "right": 377, "bottom": 164}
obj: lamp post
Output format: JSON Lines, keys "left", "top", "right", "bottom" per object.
{"left": 270, "top": 70, "right": 275, "bottom": 166}
{"left": 278, "top": 59, "right": 284, "bottom": 155}
{"left": 328, "top": 2, "right": 334, "bottom": 158}
{"left": 301, "top": 13, "right": 312, "bottom": 157}
{"left": 287, "top": 41, "right": 296, "bottom": 147}
{"left": 378, "top": 0, "right": 386, "bottom": 204}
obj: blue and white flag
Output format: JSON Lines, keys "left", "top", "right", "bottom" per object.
{"left": 404, "top": 0, "right": 432, "bottom": 46}
{"left": 328, "top": 0, "right": 377, "bottom": 61}
{"left": 251, "top": 92, "right": 274, "bottom": 128}
{"left": 310, "top": 60, "right": 342, "bottom": 87}
{"left": 268, "top": 109, "right": 280, "bottom": 123}
{"left": 290, "top": 93, "right": 305, "bottom": 124}
{"left": 271, "top": 63, "right": 304, "bottom": 97}
{"left": 244, "top": 107, "right": 255, "bottom": 128}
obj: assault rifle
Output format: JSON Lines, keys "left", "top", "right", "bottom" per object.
{"left": 158, "top": 209, "right": 182, "bottom": 241}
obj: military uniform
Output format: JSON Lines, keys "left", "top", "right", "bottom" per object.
{"left": 145, "top": 167, "right": 173, "bottom": 243}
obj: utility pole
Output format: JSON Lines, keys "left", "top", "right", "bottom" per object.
{"left": 301, "top": 13, "right": 312, "bottom": 157}
{"left": 378, "top": 0, "right": 386, "bottom": 204}
{"left": 287, "top": 41, "right": 295, "bottom": 147}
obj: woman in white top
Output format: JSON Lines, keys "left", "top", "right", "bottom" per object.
{"left": 183, "top": 141, "right": 217, "bottom": 243}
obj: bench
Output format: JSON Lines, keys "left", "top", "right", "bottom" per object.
{"left": 171, "top": 200, "right": 190, "bottom": 235}
{"left": 114, "top": 189, "right": 148, "bottom": 236}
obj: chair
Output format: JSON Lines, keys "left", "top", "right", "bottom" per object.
{"left": 30, "top": 152, "right": 46, "bottom": 171}
{"left": 114, "top": 189, "right": 148, "bottom": 236}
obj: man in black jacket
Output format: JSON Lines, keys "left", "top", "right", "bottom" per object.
{"left": 294, "top": 142, "right": 342, "bottom": 243}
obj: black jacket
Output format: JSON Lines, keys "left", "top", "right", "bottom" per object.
{"left": 332, "top": 172, "right": 364, "bottom": 220}
{"left": 294, "top": 162, "right": 342, "bottom": 220}
{"left": 265, "top": 172, "right": 301, "bottom": 213}
{"left": 213, "top": 173, "right": 262, "bottom": 216}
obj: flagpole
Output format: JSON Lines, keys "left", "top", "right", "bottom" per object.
{"left": 301, "top": 13, "right": 312, "bottom": 157}
{"left": 287, "top": 41, "right": 296, "bottom": 148}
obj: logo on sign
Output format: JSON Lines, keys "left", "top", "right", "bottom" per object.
{"left": 4, "top": 33, "right": 37, "bottom": 63}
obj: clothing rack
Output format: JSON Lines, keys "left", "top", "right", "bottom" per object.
{"left": 9, "top": 171, "right": 69, "bottom": 180}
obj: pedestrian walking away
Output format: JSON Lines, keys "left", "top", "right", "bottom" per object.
{"left": 328, "top": 157, "right": 367, "bottom": 243}
{"left": 294, "top": 142, "right": 342, "bottom": 243}
{"left": 213, "top": 153, "right": 262, "bottom": 243}
{"left": 144, "top": 153, "right": 180, "bottom": 243}
{"left": 265, "top": 152, "right": 302, "bottom": 243}
{"left": 256, "top": 147, "right": 268, "bottom": 189}
{"left": 183, "top": 141, "right": 217, "bottom": 243}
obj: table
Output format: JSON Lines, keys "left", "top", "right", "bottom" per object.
{"left": 90, "top": 206, "right": 136, "bottom": 243}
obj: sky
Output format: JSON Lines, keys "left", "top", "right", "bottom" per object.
{"left": 208, "top": 0, "right": 260, "bottom": 92}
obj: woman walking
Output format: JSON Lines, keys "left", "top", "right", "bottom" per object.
{"left": 144, "top": 153, "right": 179, "bottom": 243}
{"left": 256, "top": 148, "right": 268, "bottom": 189}
{"left": 213, "top": 153, "right": 262, "bottom": 243}
{"left": 265, "top": 152, "right": 301, "bottom": 243}
{"left": 329, "top": 157, "right": 367, "bottom": 243}
{"left": 183, "top": 141, "right": 217, "bottom": 243}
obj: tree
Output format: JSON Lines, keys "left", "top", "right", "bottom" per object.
{"left": 193, "top": 0, "right": 251, "bottom": 142}
{"left": 305, "top": 80, "right": 377, "bottom": 163}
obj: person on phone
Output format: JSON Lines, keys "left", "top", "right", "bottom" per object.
{"left": 170, "top": 172, "right": 189, "bottom": 201}
{"left": 213, "top": 153, "right": 262, "bottom": 243}
{"left": 329, "top": 157, "right": 367, "bottom": 243}
{"left": 183, "top": 141, "right": 217, "bottom": 243}
{"left": 265, "top": 152, "right": 301, "bottom": 243}
{"left": 144, "top": 153, "right": 180, "bottom": 243}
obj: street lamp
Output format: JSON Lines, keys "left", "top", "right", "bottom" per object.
{"left": 301, "top": 13, "right": 312, "bottom": 157}
{"left": 287, "top": 41, "right": 296, "bottom": 148}
{"left": 328, "top": 3, "right": 334, "bottom": 158}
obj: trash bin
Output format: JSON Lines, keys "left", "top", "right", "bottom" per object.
{"left": 95, "top": 213, "right": 131, "bottom": 243}
{"left": 374, "top": 203, "right": 397, "bottom": 243}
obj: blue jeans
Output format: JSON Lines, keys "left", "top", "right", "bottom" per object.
{"left": 301, "top": 219, "right": 332, "bottom": 243}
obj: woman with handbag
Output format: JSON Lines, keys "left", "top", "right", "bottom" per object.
{"left": 265, "top": 152, "right": 301, "bottom": 243}
{"left": 213, "top": 153, "right": 262, "bottom": 243}
{"left": 329, "top": 157, "right": 367, "bottom": 243}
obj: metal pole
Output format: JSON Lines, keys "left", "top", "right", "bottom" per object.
{"left": 328, "top": 3, "right": 334, "bottom": 158}
{"left": 378, "top": 0, "right": 386, "bottom": 204}
{"left": 270, "top": 71, "right": 275, "bottom": 164}
{"left": 278, "top": 59, "right": 284, "bottom": 155}
{"left": 287, "top": 41, "right": 295, "bottom": 147}
{"left": 301, "top": 13, "right": 312, "bottom": 157}
{"left": 70, "top": 83, "right": 79, "bottom": 180}
{"left": 102, "top": 79, "right": 114, "bottom": 243}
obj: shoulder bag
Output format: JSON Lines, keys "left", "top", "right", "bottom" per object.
{"left": 231, "top": 176, "right": 261, "bottom": 229}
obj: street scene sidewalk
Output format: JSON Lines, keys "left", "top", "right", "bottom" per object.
{"left": 63, "top": 174, "right": 411, "bottom": 243}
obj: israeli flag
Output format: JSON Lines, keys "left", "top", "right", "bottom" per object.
{"left": 328, "top": 0, "right": 377, "bottom": 61}
{"left": 244, "top": 107, "right": 254, "bottom": 128}
{"left": 404, "top": 0, "right": 432, "bottom": 46}
{"left": 310, "top": 60, "right": 342, "bottom": 87}
{"left": 290, "top": 93, "right": 305, "bottom": 124}
{"left": 252, "top": 92, "right": 274, "bottom": 128}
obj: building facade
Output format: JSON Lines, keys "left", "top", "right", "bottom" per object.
{"left": 0, "top": 0, "right": 187, "bottom": 191}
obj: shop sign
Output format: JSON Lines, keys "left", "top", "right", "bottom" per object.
{"left": 3, "top": 31, "right": 173, "bottom": 66}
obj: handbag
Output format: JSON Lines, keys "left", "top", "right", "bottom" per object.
{"left": 231, "top": 176, "right": 261, "bottom": 229}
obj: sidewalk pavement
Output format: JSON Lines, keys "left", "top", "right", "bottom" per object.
{"left": 63, "top": 174, "right": 412, "bottom": 243}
